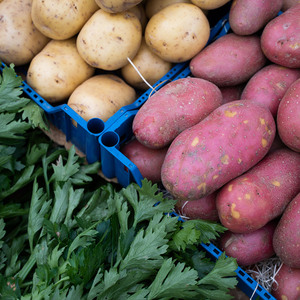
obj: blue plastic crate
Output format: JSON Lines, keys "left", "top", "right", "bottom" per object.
{"left": 1, "top": 60, "right": 187, "bottom": 165}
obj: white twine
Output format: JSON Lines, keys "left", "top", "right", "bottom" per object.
{"left": 126, "top": 57, "right": 157, "bottom": 92}
{"left": 245, "top": 257, "right": 283, "bottom": 293}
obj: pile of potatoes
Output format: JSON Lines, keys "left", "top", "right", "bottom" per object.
{"left": 1, "top": 0, "right": 300, "bottom": 298}
{"left": 0, "top": 0, "right": 221, "bottom": 122}
{"left": 121, "top": 1, "right": 300, "bottom": 298}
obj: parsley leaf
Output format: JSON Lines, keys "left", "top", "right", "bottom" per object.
{"left": 0, "top": 63, "right": 29, "bottom": 113}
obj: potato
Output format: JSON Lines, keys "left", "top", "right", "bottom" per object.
{"left": 190, "top": 33, "right": 267, "bottom": 87}
{"left": 67, "top": 74, "right": 136, "bottom": 122}
{"left": 229, "top": 0, "right": 282, "bottom": 35}
{"left": 144, "top": 3, "right": 210, "bottom": 63}
{"left": 273, "top": 193, "right": 300, "bottom": 268}
{"left": 161, "top": 100, "right": 276, "bottom": 201}
{"left": 120, "top": 138, "right": 168, "bottom": 183}
{"left": 277, "top": 78, "right": 300, "bottom": 152}
{"left": 121, "top": 38, "right": 173, "bottom": 90}
{"left": 77, "top": 9, "right": 142, "bottom": 70}
{"left": 190, "top": 0, "right": 231, "bottom": 10}
{"left": 220, "top": 221, "right": 277, "bottom": 266}
{"left": 0, "top": 0, "right": 50, "bottom": 66}
{"left": 216, "top": 148, "right": 300, "bottom": 233}
{"left": 241, "top": 64, "right": 300, "bottom": 116}
{"left": 145, "top": 0, "right": 192, "bottom": 19}
{"left": 26, "top": 38, "right": 95, "bottom": 103}
{"left": 175, "top": 192, "right": 219, "bottom": 221}
{"left": 95, "top": 0, "right": 143, "bottom": 13}
{"left": 260, "top": 4, "right": 300, "bottom": 68}
{"left": 132, "top": 77, "right": 223, "bottom": 149}
{"left": 31, "top": 0, "right": 99, "bottom": 40}
{"left": 271, "top": 263, "right": 300, "bottom": 299}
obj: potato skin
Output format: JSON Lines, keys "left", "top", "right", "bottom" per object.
{"left": 220, "top": 221, "right": 277, "bottom": 266}
{"left": 271, "top": 263, "right": 300, "bottom": 299}
{"left": 277, "top": 78, "right": 300, "bottom": 152}
{"left": 67, "top": 74, "right": 136, "bottom": 122}
{"left": 145, "top": 3, "right": 210, "bottom": 63}
{"left": 26, "top": 38, "right": 95, "bottom": 103}
{"left": 229, "top": 0, "right": 282, "bottom": 35}
{"left": 77, "top": 9, "right": 142, "bottom": 70}
{"left": 190, "top": 33, "right": 267, "bottom": 87}
{"left": 121, "top": 38, "right": 172, "bottom": 90}
{"left": 161, "top": 100, "right": 276, "bottom": 201}
{"left": 273, "top": 193, "right": 300, "bottom": 268}
{"left": 216, "top": 148, "right": 300, "bottom": 233}
{"left": 31, "top": 0, "right": 99, "bottom": 40}
{"left": 241, "top": 64, "right": 300, "bottom": 116}
{"left": 260, "top": 4, "right": 300, "bottom": 68}
{"left": 175, "top": 192, "right": 219, "bottom": 222}
{"left": 120, "top": 138, "right": 168, "bottom": 183}
{"left": 132, "top": 77, "right": 223, "bottom": 149}
{"left": 0, "top": 0, "right": 50, "bottom": 66}
{"left": 95, "top": 0, "right": 143, "bottom": 13}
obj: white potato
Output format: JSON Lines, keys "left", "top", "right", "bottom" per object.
{"left": 95, "top": 0, "right": 143, "bottom": 13}
{"left": 121, "top": 38, "right": 172, "bottom": 90}
{"left": 26, "top": 38, "right": 95, "bottom": 103}
{"left": 145, "top": 3, "right": 210, "bottom": 63}
{"left": 77, "top": 9, "right": 142, "bottom": 71}
{"left": 31, "top": 0, "right": 99, "bottom": 40}
{"left": 0, "top": 0, "right": 49, "bottom": 66}
{"left": 67, "top": 74, "right": 136, "bottom": 122}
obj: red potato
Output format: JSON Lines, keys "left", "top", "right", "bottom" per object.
{"left": 273, "top": 192, "right": 300, "bottom": 268}
{"left": 260, "top": 4, "right": 300, "bottom": 68}
{"left": 132, "top": 77, "right": 223, "bottom": 149}
{"left": 216, "top": 148, "right": 300, "bottom": 233}
{"left": 220, "top": 221, "right": 277, "bottom": 266}
{"left": 175, "top": 191, "right": 219, "bottom": 222}
{"left": 277, "top": 78, "right": 300, "bottom": 152}
{"left": 220, "top": 85, "right": 244, "bottom": 104}
{"left": 161, "top": 100, "right": 276, "bottom": 201}
{"left": 120, "top": 138, "right": 168, "bottom": 183}
{"left": 271, "top": 263, "right": 300, "bottom": 299}
{"left": 190, "top": 33, "right": 267, "bottom": 87}
{"left": 240, "top": 64, "right": 300, "bottom": 116}
{"left": 229, "top": 0, "right": 282, "bottom": 36}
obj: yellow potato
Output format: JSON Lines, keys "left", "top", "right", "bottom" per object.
{"left": 95, "top": 0, "right": 143, "bottom": 13}
{"left": 145, "top": 3, "right": 210, "bottom": 63}
{"left": 0, "top": 0, "right": 50, "bottom": 66}
{"left": 67, "top": 75, "right": 136, "bottom": 122}
{"left": 31, "top": 0, "right": 99, "bottom": 40}
{"left": 190, "top": 0, "right": 231, "bottom": 10}
{"left": 77, "top": 9, "right": 142, "bottom": 70}
{"left": 145, "top": 0, "right": 192, "bottom": 19}
{"left": 26, "top": 38, "right": 95, "bottom": 103}
{"left": 121, "top": 38, "right": 173, "bottom": 90}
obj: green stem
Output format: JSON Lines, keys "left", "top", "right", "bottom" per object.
{"left": 16, "top": 252, "right": 36, "bottom": 282}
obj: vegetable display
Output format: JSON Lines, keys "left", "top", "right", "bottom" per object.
{"left": 1, "top": 0, "right": 300, "bottom": 299}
